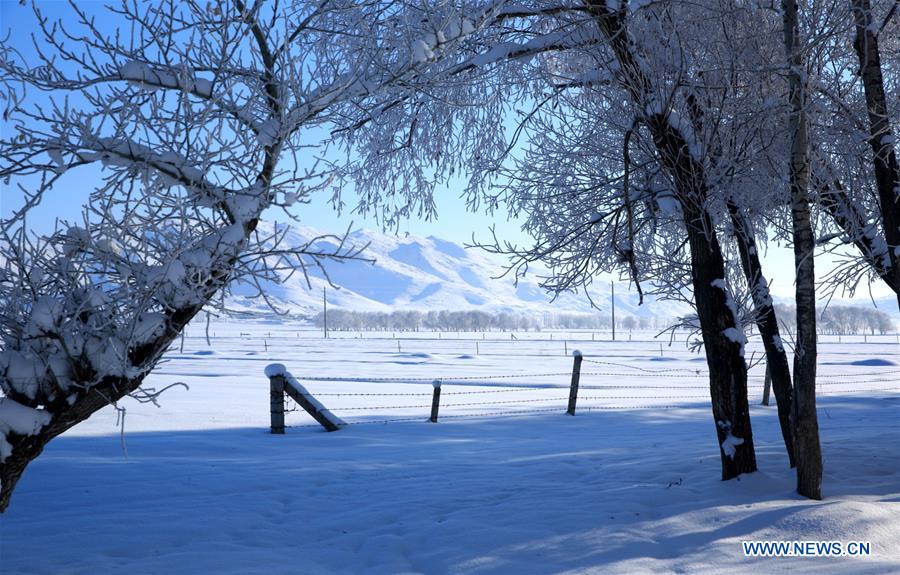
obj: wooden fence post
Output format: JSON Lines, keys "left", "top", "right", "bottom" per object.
{"left": 761, "top": 364, "right": 772, "bottom": 406}
{"left": 566, "top": 351, "right": 583, "bottom": 416}
{"left": 430, "top": 380, "right": 442, "bottom": 423}
{"left": 270, "top": 374, "right": 285, "bottom": 434}
{"left": 266, "top": 364, "right": 344, "bottom": 432}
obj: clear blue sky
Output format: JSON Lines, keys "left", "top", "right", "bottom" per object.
{"left": 1, "top": 1, "right": 894, "bottom": 305}
{"left": 0, "top": 0, "right": 524, "bottom": 246}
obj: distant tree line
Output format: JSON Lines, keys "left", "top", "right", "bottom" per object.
{"left": 312, "top": 309, "right": 669, "bottom": 332}
{"left": 773, "top": 305, "right": 895, "bottom": 335}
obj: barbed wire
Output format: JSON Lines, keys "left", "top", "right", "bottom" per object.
{"left": 819, "top": 387, "right": 900, "bottom": 394}
{"left": 308, "top": 387, "right": 550, "bottom": 397}
{"left": 291, "top": 372, "right": 572, "bottom": 383}
{"left": 283, "top": 404, "right": 688, "bottom": 428}
{"left": 581, "top": 358, "right": 707, "bottom": 374}
{"left": 286, "top": 386, "right": 900, "bottom": 413}
{"left": 278, "top": 356, "right": 900, "bottom": 430}
{"left": 284, "top": 389, "right": 900, "bottom": 421}
{"left": 282, "top": 389, "right": 900, "bottom": 428}
{"left": 288, "top": 369, "right": 900, "bottom": 386}
{"left": 333, "top": 397, "right": 570, "bottom": 410}
{"left": 290, "top": 378, "right": 900, "bottom": 397}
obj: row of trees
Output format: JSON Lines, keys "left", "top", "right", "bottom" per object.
{"left": 315, "top": 306, "right": 896, "bottom": 335}
{"left": 2, "top": 0, "right": 898, "bottom": 507}
{"left": 312, "top": 309, "right": 661, "bottom": 332}
{"left": 775, "top": 305, "right": 896, "bottom": 336}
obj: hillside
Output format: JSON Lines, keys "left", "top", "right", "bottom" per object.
{"left": 225, "top": 223, "right": 900, "bottom": 329}
{"left": 226, "top": 222, "right": 688, "bottom": 320}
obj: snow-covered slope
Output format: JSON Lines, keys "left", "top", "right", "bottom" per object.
{"left": 227, "top": 222, "right": 688, "bottom": 319}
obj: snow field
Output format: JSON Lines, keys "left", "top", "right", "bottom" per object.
{"left": 1, "top": 321, "right": 898, "bottom": 574}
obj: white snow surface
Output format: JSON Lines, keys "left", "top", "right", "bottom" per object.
{"left": 2, "top": 321, "right": 899, "bottom": 574}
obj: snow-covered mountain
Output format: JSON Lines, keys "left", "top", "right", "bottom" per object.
{"left": 227, "top": 223, "right": 689, "bottom": 319}
{"left": 225, "top": 223, "right": 900, "bottom": 325}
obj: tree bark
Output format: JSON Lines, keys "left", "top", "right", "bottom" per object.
{"left": 680, "top": 198, "right": 758, "bottom": 480}
{"left": 582, "top": 0, "right": 756, "bottom": 480}
{"left": 1, "top": 149, "right": 273, "bottom": 511}
{"left": 784, "top": 0, "right": 823, "bottom": 500}
{"left": 850, "top": 0, "right": 900, "bottom": 311}
{"left": 727, "top": 200, "right": 796, "bottom": 467}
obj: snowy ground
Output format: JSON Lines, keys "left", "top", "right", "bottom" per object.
{"left": 2, "top": 322, "right": 899, "bottom": 574}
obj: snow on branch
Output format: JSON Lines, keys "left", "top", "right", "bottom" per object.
{"left": 0, "top": 399, "right": 52, "bottom": 462}
{"left": 119, "top": 61, "right": 213, "bottom": 98}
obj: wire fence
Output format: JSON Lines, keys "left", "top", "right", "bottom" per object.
{"left": 274, "top": 356, "right": 900, "bottom": 430}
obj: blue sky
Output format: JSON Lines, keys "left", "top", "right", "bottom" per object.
{"left": 1, "top": 1, "right": 895, "bottom": 305}
{"left": 0, "top": 0, "right": 523, "bottom": 246}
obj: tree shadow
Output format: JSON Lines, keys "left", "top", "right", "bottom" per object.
{"left": 2, "top": 394, "right": 897, "bottom": 574}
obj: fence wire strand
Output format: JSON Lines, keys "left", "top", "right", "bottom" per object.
{"left": 278, "top": 361, "right": 900, "bottom": 429}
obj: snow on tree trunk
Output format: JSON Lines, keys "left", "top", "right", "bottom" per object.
{"left": 582, "top": 0, "right": 756, "bottom": 479}
{"left": 850, "top": 0, "right": 900, "bottom": 312}
{"left": 784, "top": 0, "right": 823, "bottom": 500}
{"left": 681, "top": 199, "right": 757, "bottom": 480}
{"left": 727, "top": 200, "right": 795, "bottom": 468}
{"left": 817, "top": 173, "right": 899, "bottom": 296}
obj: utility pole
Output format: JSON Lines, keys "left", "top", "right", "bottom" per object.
{"left": 611, "top": 280, "right": 616, "bottom": 341}
{"left": 323, "top": 286, "right": 328, "bottom": 339}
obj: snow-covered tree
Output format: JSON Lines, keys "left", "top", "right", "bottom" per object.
{"left": 339, "top": 0, "right": 892, "bottom": 491}
{"left": 810, "top": 0, "right": 899, "bottom": 307}
{"left": 343, "top": 0, "right": 786, "bottom": 480}
{"left": 0, "top": 0, "right": 486, "bottom": 510}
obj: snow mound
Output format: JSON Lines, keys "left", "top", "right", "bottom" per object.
{"left": 848, "top": 358, "right": 896, "bottom": 367}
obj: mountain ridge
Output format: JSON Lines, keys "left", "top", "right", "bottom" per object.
{"left": 226, "top": 222, "right": 900, "bottom": 325}
{"left": 227, "top": 222, "right": 687, "bottom": 319}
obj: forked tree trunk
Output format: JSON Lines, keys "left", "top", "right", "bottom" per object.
{"left": 727, "top": 201, "right": 795, "bottom": 467}
{"left": 784, "top": 0, "right": 823, "bottom": 500}
{"left": 582, "top": 0, "right": 757, "bottom": 479}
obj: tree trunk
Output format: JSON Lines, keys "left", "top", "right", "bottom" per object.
{"left": 681, "top": 200, "right": 758, "bottom": 480}
{"left": 727, "top": 200, "right": 795, "bottom": 467}
{"left": 784, "top": 0, "right": 823, "bottom": 500}
{"left": 1, "top": 377, "right": 142, "bottom": 510}
{"left": 851, "top": 0, "right": 900, "bottom": 311}
{"left": 582, "top": 0, "right": 757, "bottom": 480}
